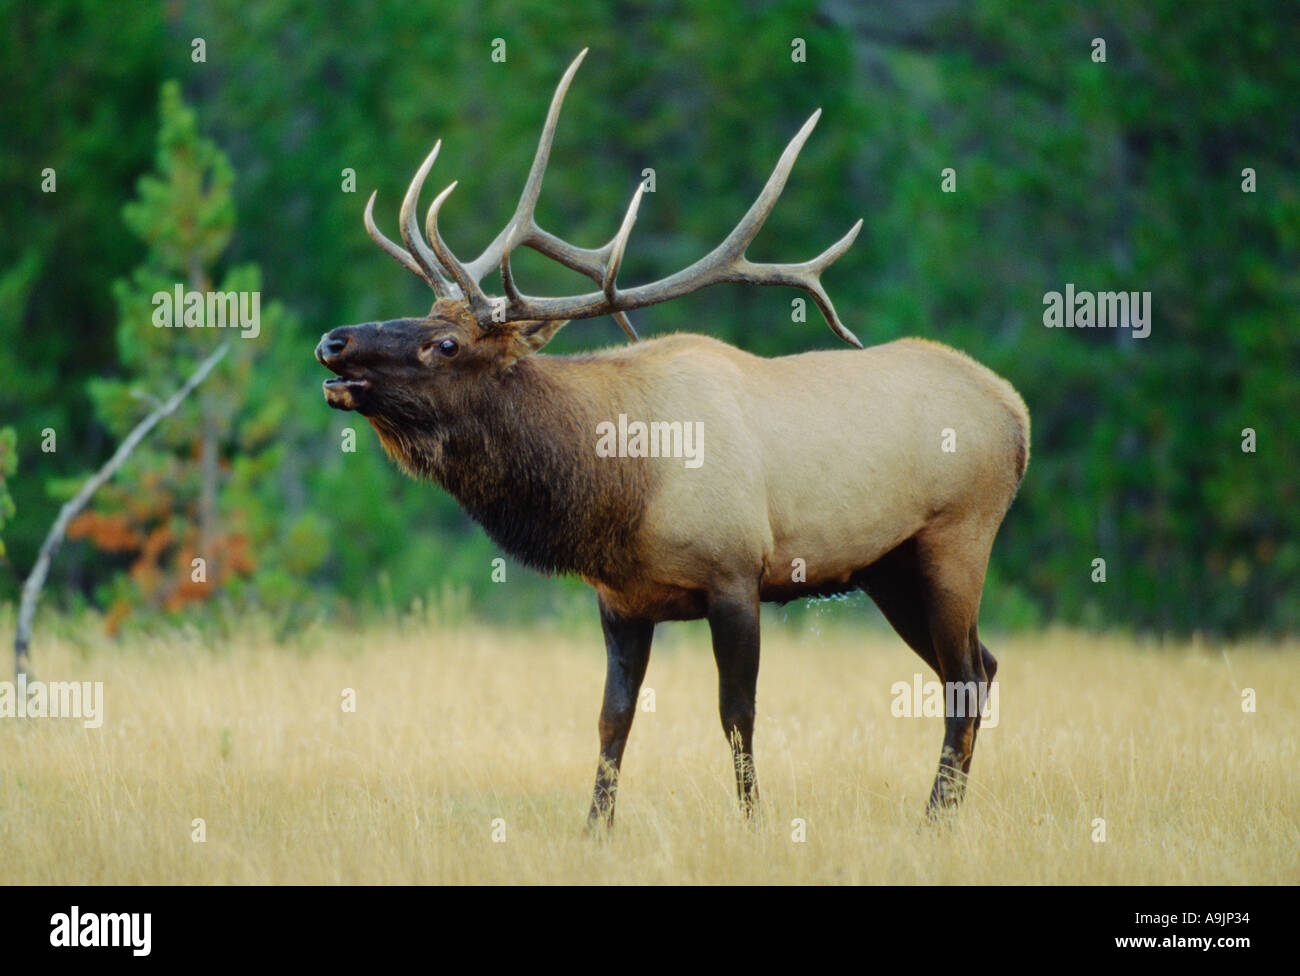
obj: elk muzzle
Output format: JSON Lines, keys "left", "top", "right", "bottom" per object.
{"left": 317, "top": 327, "right": 370, "bottom": 410}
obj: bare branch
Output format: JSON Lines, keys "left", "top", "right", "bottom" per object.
{"left": 13, "top": 342, "right": 230, "bottom": 680}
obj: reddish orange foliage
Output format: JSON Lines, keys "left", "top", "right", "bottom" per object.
{"left": 67, "top": 446, "right": 256, "bottom": 633}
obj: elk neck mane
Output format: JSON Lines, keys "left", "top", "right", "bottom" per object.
{"left": 365, "top": 353, "right": 651, "bottom": 583}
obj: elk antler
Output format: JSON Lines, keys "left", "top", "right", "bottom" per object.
{"left": 364, "top": 142, "right": 461, "bottom": 299}
{"left": 366, "top": 48, "right": 864, "bottom": 348}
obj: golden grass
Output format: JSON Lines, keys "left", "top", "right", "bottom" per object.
{"left": 1, "top": 616, "right": 1296, "bottom": 884}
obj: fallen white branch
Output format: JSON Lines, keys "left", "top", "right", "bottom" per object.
{"left": 13, "top": 342, "right": 230, "bottom": 679}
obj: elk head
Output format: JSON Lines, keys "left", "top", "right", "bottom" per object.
{"left": 316, "top": 48, "right": 864, "bottom": 420}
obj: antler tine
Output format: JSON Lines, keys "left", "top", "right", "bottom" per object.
{"left": 805, "top": 217, "right": 864, "bottom": 347}
{"left": 495, "top": 179, "right": 646, "bottom": 339}
{"left": 465, "top": 48, "right": 590, "bottom": 285}
{"left": 486, "top": 110, "right": 864, "bottom": 346}
{"left": 425, "top": 182, "right": 490, "bottom": 312}
{"left": 398, "top": 142, "right": 461, "bottom": 298}
{"left": 499, "top": 222, "right": 523, "bottom": 303}
{"left": 462, "top": 49, "right": 642, "bottom": 340}
{"left": 611, "top": 311, "right": 640, "bottom": 342}
{"left": 364, "top": 191, "right": 427, "bottom": 281}
{"left": 739, "top": 217, "right": 865, "bottom": 348}
{"left": 712, "top": 110, "right": 823, "bottom": 265}
{"left": 602, "top": 181, "right": 645, "bottom": 299}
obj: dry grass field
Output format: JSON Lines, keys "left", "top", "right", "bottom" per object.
{"left": 1, "top": 614, "right": 1296, "bottom": 884}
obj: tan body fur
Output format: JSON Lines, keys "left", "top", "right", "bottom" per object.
{"left": 544, "top": 334, "right": 1029, "bottom": 623}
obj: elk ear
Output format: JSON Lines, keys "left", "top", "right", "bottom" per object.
{"left": 506, "top": 319, "right": 569, "bottom": 360}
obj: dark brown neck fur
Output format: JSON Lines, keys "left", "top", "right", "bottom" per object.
{"left": 367, "top": 355, "right": 650, "bottom": 584}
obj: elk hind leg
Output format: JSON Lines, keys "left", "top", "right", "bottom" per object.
{"left": 854, "top": 539, "right": 939, "bottom": 674}
{"left": 707, "top": 585, "right": 761, "bottom": 817}
{"left": 918, "top": 536, "right": 994, "bottom": 817}
{"left": 959, "top": 631, "right": 998, "bottom": 778}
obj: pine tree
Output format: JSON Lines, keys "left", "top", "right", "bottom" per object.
{"left": 66, "top": 81, "right": 305, "bottom": 629}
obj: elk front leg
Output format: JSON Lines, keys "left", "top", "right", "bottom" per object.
{"left": 707, "top": 586, "right": 761, "bottom": 817}
{"left": 586, "top": 599, "right": 654, "bottom": 832}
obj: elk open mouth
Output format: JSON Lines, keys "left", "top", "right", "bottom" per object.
{"left": 322, "top": 375, "right": 370, "bottom": 410}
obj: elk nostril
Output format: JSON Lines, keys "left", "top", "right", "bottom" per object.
{"left": 317, "top": 332, "right": 351, "bottom": 362}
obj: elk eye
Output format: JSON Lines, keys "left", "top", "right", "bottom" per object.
{"left": 436, "top": 338, "right": 459, "bottom": 358}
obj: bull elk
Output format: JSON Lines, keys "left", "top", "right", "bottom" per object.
{"left": 316, "top": 50, "right": 1030, "bottom": 827}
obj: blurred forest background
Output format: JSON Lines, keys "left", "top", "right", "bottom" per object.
{"left": 1, "top": 0, "right": 1296, "bottom": 638}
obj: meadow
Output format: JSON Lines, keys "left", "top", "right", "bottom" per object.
{"left": 1, "top": 612, "right": 1296, "bottom": 885}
